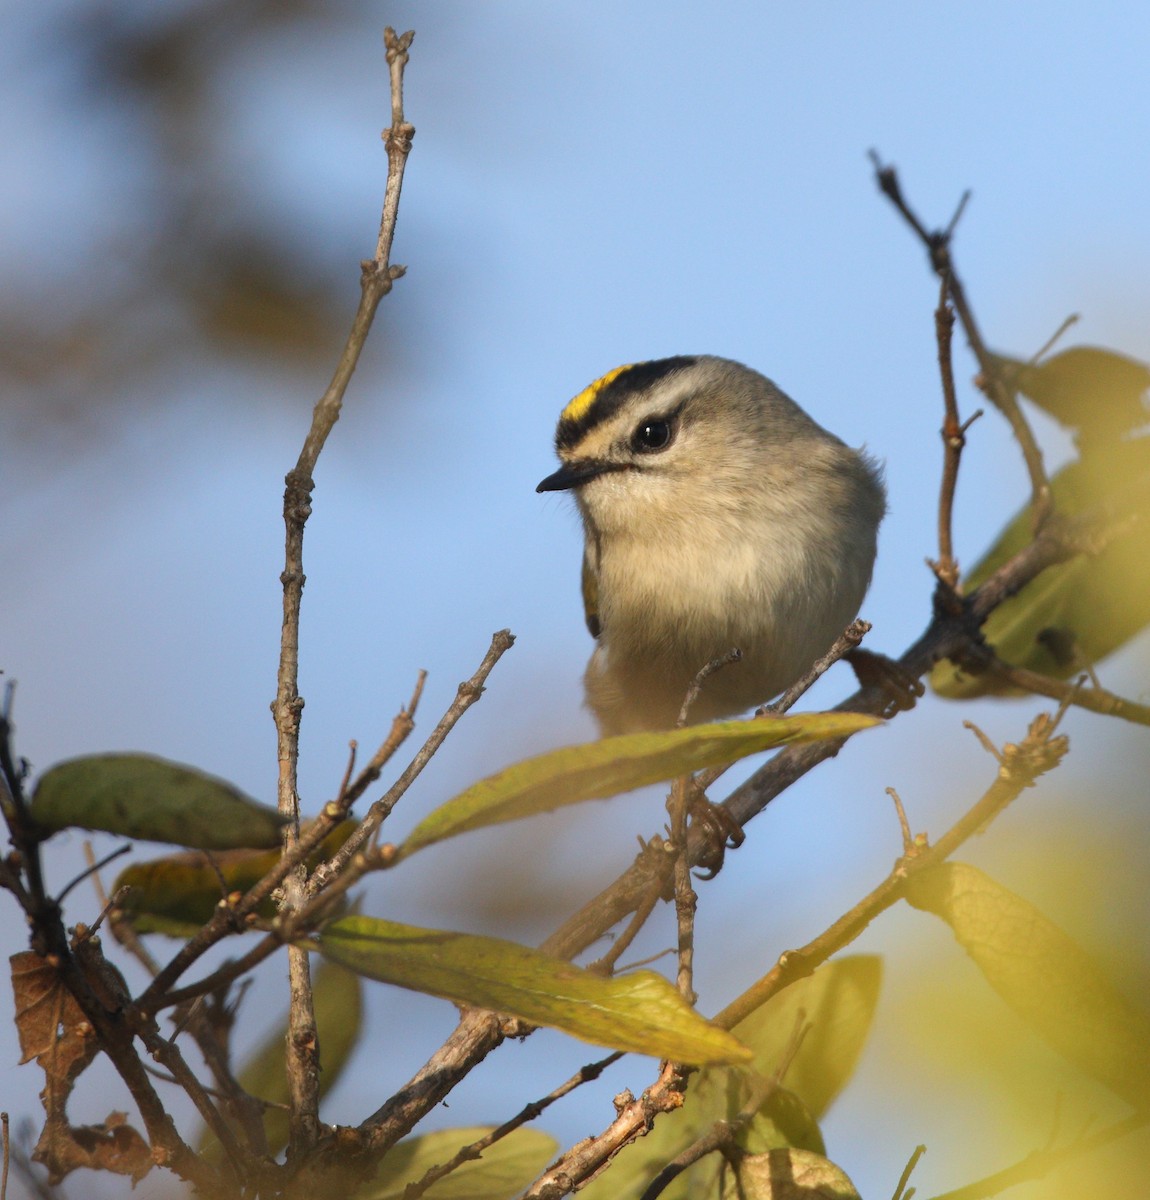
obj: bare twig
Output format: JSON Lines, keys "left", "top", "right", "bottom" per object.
{"left": 979, "top": 656, "right": 1150, "bottom": 727}
{"left": 587, "top": 868, "right": 664, "bottom": 976}
{"left": 886, "top": 787, "right": 915, "bottom": 855}
{"left": 667, "top": 777, "right": 697, "bottom": 1004}
{"left": 1, "top": 1112, "right": 9, "bottom": 1200}
{"left": 309, "top": 630, "right": 515, "bottom": 893}
{"left": 892, "top": 1144, "right": 926, "bottom": 1200}
{"left": 266, "top": 28, "right": 416, "bottom": 1155}
{"left": 869, "top": 152, "right": 1052, "bottom": 520}
{"left": 690, "top": 619, "right": 870, "bottom": 800}
{"left": 340, "top": 670, "right": 428, "bottom": 810}
{"left": 400, "top": 1052, "right": 623, "bottom": 1200}
{"left": 932, "top": 279, "right": 964, "bottom": 590}
{"left": 55, "top": 844, "right": 130, "bottom": 905}
{"left": 1029, "top": 313, "right": 1080, "bottom": 364}
{"left": 521, "top": 1062, "right": 689, "bottom": 1200}
{"left": 677, "top": 649, "right": 742, "bottom": 728}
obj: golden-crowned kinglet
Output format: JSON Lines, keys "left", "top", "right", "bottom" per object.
{"left": 537, "top": 356, "right": 886, "bottom": 734}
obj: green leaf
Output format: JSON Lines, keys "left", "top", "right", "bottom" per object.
{"left": 360, "top": 1126, "right": 558, "bottom": 1199}
{"left": 737, "top": 1088, "right": 825, "bottom": 1157}
{"left": 730, "top": 1148, "right": 861, "bottom": 1200}
{"left": 992, "top": 345, "right": 1150, "bottom": 441}
{"left": 399, "top": 714, "right": 878, "bottom": 857}
{"left": 316, "top": 915, "right": 750, "bottom": 1066}
{"left": 906, "top": 861, "right": 1150, "bottom": 1108}
{"left": 31, "top": 753, "right": 287, "bottom": 850}
{"left": 112, "top": 821, "right": 358, "bottom": 937}
{"left": 722, "top": 955, "right": 882, "bottom": 1120}
{"left": 931, "top": 437, "right": 1150, "bottom": 698}
{"left": 197, "top": 959, "right": 364, "bottom": 1159}
{"left": 578, "top": 956, "right": 879, "bottom": 1200}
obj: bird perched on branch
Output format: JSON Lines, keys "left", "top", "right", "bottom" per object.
{"left": 537, "top": 356, "right": 886, "bottom": 734}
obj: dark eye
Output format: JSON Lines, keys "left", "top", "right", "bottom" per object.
{"left": 631, "top": 417, "right": 675, "bottom": 454}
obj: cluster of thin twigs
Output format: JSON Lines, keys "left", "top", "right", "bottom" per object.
{"left": 2, "top": 29, "right": 1148, "bottom": 1200}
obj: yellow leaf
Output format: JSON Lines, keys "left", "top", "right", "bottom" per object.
{"left": 317, "top": 915, "right": 750, "bottom": 1067}
{"left": 400, "top": 713, "right": 878, "bottom": 857}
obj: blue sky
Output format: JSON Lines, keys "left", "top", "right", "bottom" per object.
{"left": 3, "top": 4, "right": 1150, "bottom": 1197}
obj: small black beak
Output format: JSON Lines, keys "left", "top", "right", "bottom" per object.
{"left": 535, "top": 458, "right": 619, "bottom": 493}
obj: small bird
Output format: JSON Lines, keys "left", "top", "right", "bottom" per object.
{"left": 537, "top": 356, "right": 886, "bottom": 735}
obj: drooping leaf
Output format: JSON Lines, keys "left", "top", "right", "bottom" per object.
{"left": 578, "top": 956, "right": 880, "bottom": 1200}
{"left": 31, "top": 753, "right": 287, "bottom": 850}
{"left": 361, "top": 1126, "right": 558, "bottom": 1199}
{"left": 730, "top": 1148, "right": 862, "bottom": 1200}
{"left": 991, "top": 345, "right": 1150, "bottom": 441}
{"left": 399, "top": 714, "right": 878, "bottom": 857}
{"left": 316, "top": 915, "right": 750, "bottom": 1066}
{"left": 112, "top": 820, "right": 357, "bottom": 937}
{"left": 198, "top": 959, "right": 363, "bottom": 1157}
{"left": 931, "top": 436, "right": 1150, "bottom": 698}
{"left": 906, "top": 861, "right": 1150, "bottom": 1108}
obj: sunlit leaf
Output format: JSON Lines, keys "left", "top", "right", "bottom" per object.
{"left": 399, "top": 714, "right": 878, "bottom": 857}
{"left": 906, "top": 861, "right": 1150, "bottom": 1108}
{"left": 31, "top": 753, "right": 287, "bottom": 850}
{"left": 578, "top": 956, "right": 879, "bottom": 1200}
{"left": 992, "top": 345, "right": 1150, "bottom": 441}
{"left": 730, "top": 1148, "right": 861, "bottom": 1199}
{"left": 931, "top": 437, "right": 1150, "bottom": 697}
{"left": 361, "top": 1126, "right": 558, "bottom": 1199}
{"left": 720, "top": 955, "right": 882, "bottom": 1119}
{"left": 112, "top": 820, "right": 357, "bottom": 936}
{"left": 316, "top": 915, "right": 750, "bottom": 1066}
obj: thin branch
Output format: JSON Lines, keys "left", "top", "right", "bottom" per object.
{"left": 1029, "top": 313, "right": 1080, "bottom": 365}
{"left": 1, "top": 1112, "right": 9, "bottom": 1200}
{"left": 886, "top": 787, "right": 915, "bottom": 855}
{"left": 309, "top": 630, "right": 515, "bottom": 893}
{"left": 270, "top": 27, "right": 416, "bottom": 1156}
{"left": 932, "top": 279, "right": 963, "bottom": 590}
{"left": 521, "top": 1062, "right": 689, "bottom": 1200}
{"left": 341, "top": 670, "right": 428, "bottom": 810}
{"left": 400, "top": 1052, "right": 623, "bottom": 1200}
{"left": 979, "top": 656, "right": 1150, "bottom": 727}
{"left": 587, "top": 874, "right": 663, "bottom": 976}
{"left": 893, "top": 1144, "right": 927, "bottom": 1200}
{"left": 667, "top": 777, "right": 697, "bottom": 1004}
{"left": 869, "top": 152, "right": 1052, "bottom": 520}
{"left": 55, "top": 844, "right": 131, "bottom": 906}
{"left": 691, "top": 619, "right": 870, "bottom": 799}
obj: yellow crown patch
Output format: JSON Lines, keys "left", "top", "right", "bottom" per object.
{"left": 560, "top": 363, "right": 635, "bottom": 425}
